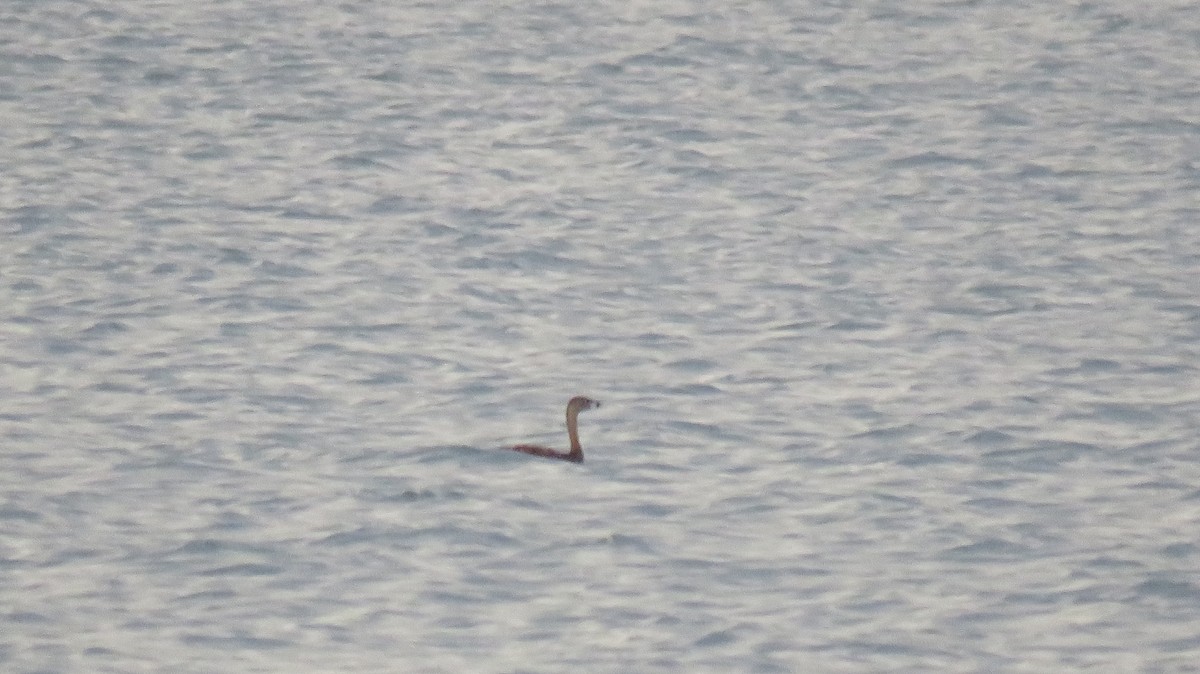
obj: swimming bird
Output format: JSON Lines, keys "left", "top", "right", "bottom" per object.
{"left": 511, "top": 396, "right": 600, "bottom": 463}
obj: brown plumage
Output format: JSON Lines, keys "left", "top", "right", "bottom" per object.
{"left": 512, "top": 396, "right": 600, "bottom": 463}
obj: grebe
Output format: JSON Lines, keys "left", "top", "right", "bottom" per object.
{"left": 512, "top": 396, "right": 600, "bottom": 463}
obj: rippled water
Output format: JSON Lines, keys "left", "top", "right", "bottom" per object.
{"left": 3, "top": 1, "right": 1199, "bottom": 672}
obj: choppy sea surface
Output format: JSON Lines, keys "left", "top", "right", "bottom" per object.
{"left": 3, "top": 1, "right": 1200, "bottom": 672}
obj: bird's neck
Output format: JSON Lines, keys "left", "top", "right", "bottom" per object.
{"left": 566, "top": 409, "right": 582, "bottom": 460}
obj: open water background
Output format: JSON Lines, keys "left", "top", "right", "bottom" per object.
{"left": 3, "top": 1, "right": 1200, "bottom": 672}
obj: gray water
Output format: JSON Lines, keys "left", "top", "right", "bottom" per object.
{"left": 3, "top": 1, "right": 1200, "bottom": 672}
